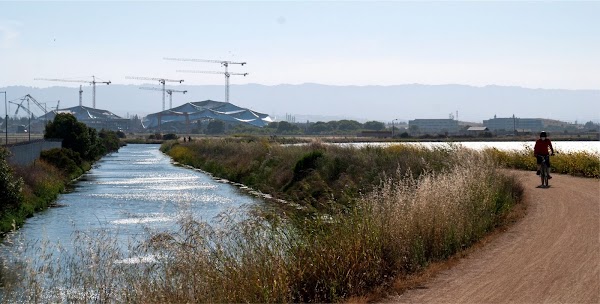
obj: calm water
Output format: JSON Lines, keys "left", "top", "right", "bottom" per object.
{"left": 3, "top": 144, "right": 262, "bottom": 258}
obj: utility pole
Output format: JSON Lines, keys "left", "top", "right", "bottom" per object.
{"left": 164, "top": 57, "right": 247, "bottom": 103}
{"left": 1, "top": 91, "right": 6, "bottom": 145}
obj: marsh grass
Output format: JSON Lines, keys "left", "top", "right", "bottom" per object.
{"left": 484, "top": 147, "right": 600, "bottom": 178}
{"left": 2, "top": 141, "right": 523, "bottom": 303}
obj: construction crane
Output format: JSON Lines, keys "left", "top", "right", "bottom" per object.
{"left": 177, "top": 70, "right": 248, "bottom": 103}
{"left": 9, "top": 95, "right": 48, "bottom": 139}
{"left": 11, "top": 94, "right": 48, "bottom": 117}
{"left": 164, "top": 57, "right": 247, "bottom": 103}
{"left": 139, "top": 87, "right": 187, "bottom": 109}
{"left": 34, "top": 76, "right": 111, "bottom": 109}
{"left": 79, "top": 85, "right": 83, "bottom": 106}
{"left": 126, "top": 76, "right": 184, "bottom": 110}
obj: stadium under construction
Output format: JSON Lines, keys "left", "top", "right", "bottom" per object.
{"left": 142, "top": 100, "right": 273, "bottom": 132}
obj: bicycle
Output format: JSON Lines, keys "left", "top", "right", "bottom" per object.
{"left": 537, "top": 154, "right": 553, "bottom": 188}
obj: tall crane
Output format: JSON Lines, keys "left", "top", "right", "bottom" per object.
{"left": 164, "top": 57, "right": 247, "bottom": 103}
{"left": 79, "top": 85, "right": 83, "bottom": 106}
{"left": 176, "top": 70, "right": 247, "bottom": 103}
{"left": 126, "top": 76, "right": 184, "bottom": 110}
{"left": 34, "top": 76, "right": 111, "bottom": 109}
{"left": 139, "top": 87, "right": 188, "bottom": 109}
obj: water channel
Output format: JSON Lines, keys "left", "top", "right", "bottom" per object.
{"left": 3, "top": 144, "right": 263, "bottom": 266}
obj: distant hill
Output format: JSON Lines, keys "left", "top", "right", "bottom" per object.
{"left": 1, "top": 84, "right": 598, "bottom": 123}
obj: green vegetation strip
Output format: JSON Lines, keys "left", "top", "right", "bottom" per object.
{"left": 0, "top": 113, "right": 122, "bottom": 234}
{"left": 484, "top": 146, "right": 600, "bottom": 178}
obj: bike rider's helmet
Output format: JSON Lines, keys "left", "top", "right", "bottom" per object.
{"left": 540, "top": 131, "right": 547, "bottom": 138}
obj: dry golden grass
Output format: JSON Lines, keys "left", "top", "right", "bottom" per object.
{"left": 2, "top": 143, "right": 523, "bottom": 303}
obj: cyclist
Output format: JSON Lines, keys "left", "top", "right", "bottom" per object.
{"left": 534, "top": 131, "right": 555, "bottom": 178}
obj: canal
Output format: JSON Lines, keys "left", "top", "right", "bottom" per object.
{"left": 1, "top": 144, "right": 264, "bottom": 296}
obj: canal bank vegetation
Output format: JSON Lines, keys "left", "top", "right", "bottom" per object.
{"left": 485, "top": 147, "right": 600, "bottom": 178}
{"left": 1, "top": 138, "right": 524, "bottom": 303}
{"left": 139, "top": 138, "right": 521, "bottom": 302}
{"left": 0, "top": 113, "right": 122, "bottom": 234}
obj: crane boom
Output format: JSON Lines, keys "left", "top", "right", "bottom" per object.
{"left": 177, "top": 70, "right": 248, "bottom": 76}
{"left": 126, "top": 76, "right": 184, "bottom": 83}
{"left": 128, "top": 76, "right": 185, "bottom": 110}
{"left": 35, "top": 76, "right": 110, "bottom": 108}
{"left": 25, "top": 94, "right": 48, "bottom": 114}
{"left": 164, "top": 57, "right": 246, "bottom": 66}
{"left": 166, "top": 56, "right": 247, "bottom": 103}
{"left": 177, "top": 70, "right": 248, "bottom": 103}
{"left": 139, "top": 87, "right": 188, "bottom": 109}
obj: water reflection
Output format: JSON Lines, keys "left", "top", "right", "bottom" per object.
{"left": 3, "top": 143, "right": 262, "bottom": 256}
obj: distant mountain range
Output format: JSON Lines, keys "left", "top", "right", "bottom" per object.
{"left": 2, "top": 84, "right": 598, "bottom": 124}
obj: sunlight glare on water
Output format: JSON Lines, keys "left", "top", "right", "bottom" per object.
{"left": 2, "top": 144, "right": 263, "bottom": 262}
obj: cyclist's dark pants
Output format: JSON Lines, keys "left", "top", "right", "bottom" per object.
{"left": 536, "top": 155, "right": 551, "bottom": 167}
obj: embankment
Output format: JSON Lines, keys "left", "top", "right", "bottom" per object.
{"left": 153, "top": 138, "right": 524, "bottom": 302}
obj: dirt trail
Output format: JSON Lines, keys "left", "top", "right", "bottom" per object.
{"left": 388, "top": 171, "right": 600, "bottom": 303}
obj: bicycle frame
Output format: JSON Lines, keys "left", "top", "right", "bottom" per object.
{"left": 540, "top": 155, "right": 549, "bottom": 187}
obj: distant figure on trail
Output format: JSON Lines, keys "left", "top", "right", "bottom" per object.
{"left": 183, "top": 137, "right": 186, "bottom": 143}
{"left": 534, "top": 131, "right": 555, "bottom": 178}
{"left": 188, "top": 136, "right": 192, "bottom": 142}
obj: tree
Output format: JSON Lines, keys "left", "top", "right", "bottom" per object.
{"left": 44, "top": 113, "right": 93, "bottom": 160}
{"left": 363, "top": 121, "right": 385, "bottom": 131}
{"left": 206, "top": 120, "right": 225, "bottom": 134}
{"left": 307, "top": 121, "right": 333, "bottom": 134}
{"left": 584, "top": 121, "right": 599, "bottom": 131}
{"left": 276, "top": 121, "right": 300, "bottom": 134}
{"left": 337, "top": 120, "right": 362, "bottom": 132}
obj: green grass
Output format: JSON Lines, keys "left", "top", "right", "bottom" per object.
{"left": 484, "top": 147, "right": 600, "bottom": 178}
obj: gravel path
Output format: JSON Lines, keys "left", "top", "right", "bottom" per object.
{"left": 388, "top": 171, "right": 600, "bottom": 303}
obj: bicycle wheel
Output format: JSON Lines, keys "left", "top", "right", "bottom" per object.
{"left": 541, "top": 163, "right": 549, "bottom": 187}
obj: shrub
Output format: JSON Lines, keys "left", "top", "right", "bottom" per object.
{"left": 163, "top": 133, "right": 178, "bottom": 140}
{"left": 0, "top": 148, "right": 23, "bottom": 213}
{"left": 40, "top": 148, "right": 84, "bottom": 180}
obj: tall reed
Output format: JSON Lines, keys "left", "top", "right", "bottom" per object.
{"left": 2, "top": 145, "right": 523, "bottom": 303}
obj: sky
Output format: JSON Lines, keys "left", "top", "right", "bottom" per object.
{"left": 1, "top": 1, "right": 599, "bottom": 90}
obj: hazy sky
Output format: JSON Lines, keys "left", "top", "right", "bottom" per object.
{"left": 1, "top": 1, "right": 599, "bottom": 90}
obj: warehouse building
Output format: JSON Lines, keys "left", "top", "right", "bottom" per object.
{"left": 408, "top": 119, "right": 460, "bottom": 135}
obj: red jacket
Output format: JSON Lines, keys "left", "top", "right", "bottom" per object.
{"left": 534, "top": 138, "right": 554, "bottom": 155}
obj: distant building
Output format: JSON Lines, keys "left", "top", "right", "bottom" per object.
{"left": 38, "top": 106, "right": 130, "bottom": 131}
{"left": 142, "top": 100, "right": 273, "bottom": 132}
{"left": 408, "top": 119, "right": 459, "bottom": 135}
{"left": 466, "top": 126, "right": 490, "bottom": 136}
{"left": 483, "top": 117, "right": 544, "bottom": 134}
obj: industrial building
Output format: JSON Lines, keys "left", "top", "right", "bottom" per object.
{"left": 483, "top": 117, "right": 544, "bottom": 134}
{"left": 408, "top": 119, "right": 460, "bottom": 135}
{"left": 38, "top": 105, "right": 130, "bottom": 131}
{"left": 142, "top": 100, "right": 273, "bottom": 131}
